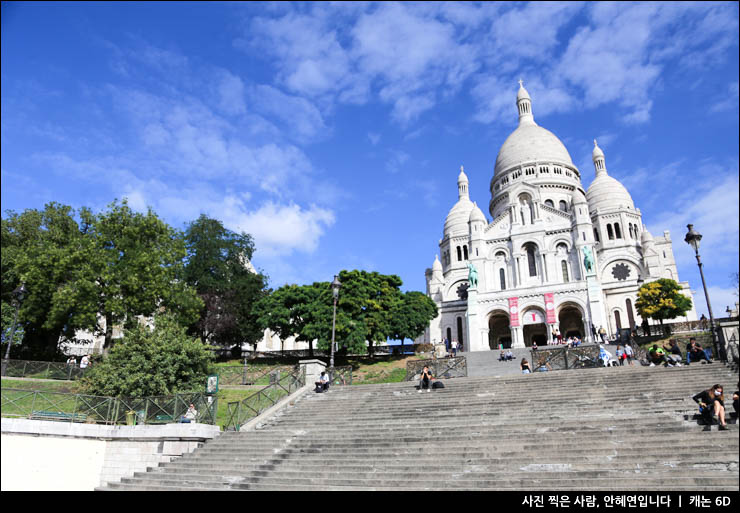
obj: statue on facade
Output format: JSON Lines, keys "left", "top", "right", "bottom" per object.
{"left": 582, "top": 246, "right": 595, "bottom": 274}
{"left": 467, "top": 262, "right": 479, "bottom": 288}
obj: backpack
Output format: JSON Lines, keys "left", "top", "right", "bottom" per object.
{"left": 432, "top": 381, "right": 445, "bottom": 389}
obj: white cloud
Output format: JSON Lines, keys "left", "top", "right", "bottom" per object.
{"left": 249, "top": 84, "right": 328, "bottom": 143}
{"left": 216, "top": 70, "right": 247, "bottom": 115}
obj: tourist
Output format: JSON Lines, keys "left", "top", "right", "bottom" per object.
{"left": 505, "top": 349, "right": 514, "bottom": 361}
{"left": 615, "top": 345, "right": 625, "bottom": 366}
{"left": 662, "top": 339, "right": 683, "bottom": 366}
{"left": 315, "top": 371, "right": 330, "bottom": 393}
{"left": 624, "top": 343, "right": 635, "bottom": 366}
{"left": 66, "top": 356, "right": 77, "bottom": 367}
{"left": 498, "top": 349, "right": 507, "bottom": 362}
{"left": 648, "top": 344, "right": 674, "bottom": 367}
{"left": 532, "top": 341, "right": 538, "bottom": 353}
{"left": 598, "top": 326, "right": 607, "bottom": 343}
{"left": 686, "top": 338, "right": 712, "bottom": 365}
{"left": 444, "top": 336, "right": 450, "bottom": 355}
{"left": 732, "top": 382, "right": 739, "bottom": 417}
{"left": 419, "top": 366, "right": 433, "bottom": 393}
{"left": 599, "top": 345, "right": 616, "bottom": 367}
{"left": 181, "top": 403, "right": 198, "bottom": 423}
{"left": 535, "top": 358, "right": 551, "bottom": 372}
{"left": 693, "top": 384, "right": 728, "bottom": 431}
{"left": 79, "top": 355, "right": 90, "bottom": 370}
{"left": 451, "top": 339, "right": 458, "bottom": 357}
{"left": 520, "top": 358, "right": 532, "bottom": 374}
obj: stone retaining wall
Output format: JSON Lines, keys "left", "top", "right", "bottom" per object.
{"left": 1, "top": 419, "right": 221, "bottom": 490}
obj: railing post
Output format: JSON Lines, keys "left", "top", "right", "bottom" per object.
{"left": 22, "top": 361, "right": 28, "bottom": 378}
{"left": 30, "top": 391, "right": 37, "bottom": 419}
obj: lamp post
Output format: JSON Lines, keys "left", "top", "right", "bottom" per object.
{"left": 684, "top": 224, "right": 725, "bottom": 362}
{"left": 2, "top": 283, "right": 27, "bottom": 376}
{"left": 330, "top": 275, "right": 342, "bottom": 370}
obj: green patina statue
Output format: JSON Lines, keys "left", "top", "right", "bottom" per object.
{"left": 467, "top": 262, "right": 478, "bottom": 288}
{"left": 582, "top": 245, "right": 595, "bottom": 274}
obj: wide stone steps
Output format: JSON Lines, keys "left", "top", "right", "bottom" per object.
{"left": 98, "top": 364, "right": 739, "bottom": 491}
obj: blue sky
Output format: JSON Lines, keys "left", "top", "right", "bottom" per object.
{"left": 2, "top": 2, "right": 738, "bottom": 318}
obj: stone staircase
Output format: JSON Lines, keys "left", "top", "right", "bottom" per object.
{"left": 98, "top": 363, "right": 739, "bottom": 491}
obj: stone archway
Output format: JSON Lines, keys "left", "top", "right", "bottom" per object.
{"left": 558, "top": 303, "right": 585, "bottom": 339}
{"left": 522, "top": 308, "right": 548, "bottom": 347}
{"left": 488, "top": 311, "right": 512, "bottom": 349}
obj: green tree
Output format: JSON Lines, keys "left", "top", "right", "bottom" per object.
{"left": 71, "top": 200, "right": 202, "bottom": 349}
{"left": 635, "top": 278, "right": 693, "bottom": 331}
{"left": 389, "top": 291, "right": 439, "bottom": 351}
{"left": 1, "top": 202, "right": 91, "bottom": 359}
{"left": 80, "top": 313, "right": 214, "bottom": 397}
{"left": 183, "top": 215, "right": 268, "bottom": 351}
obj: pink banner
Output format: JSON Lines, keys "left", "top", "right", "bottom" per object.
{"left": 544, "top": 293, "right": 556, "bottom": 324}
{"left": 508, "top": 297, "right": 520, "bottom": 327}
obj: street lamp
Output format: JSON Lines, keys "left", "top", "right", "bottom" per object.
{"left": 684, "top": 224, "right": 725, "bottom": 361}
{"left": 329, "top": 275, "right": 342, "bottom": 370}
{"left": 2, "top": 283, "right": 27, "bottom": 376}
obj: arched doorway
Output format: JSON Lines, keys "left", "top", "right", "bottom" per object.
{"left": 488, "top": 311, "right": 511, "bottom": 349}
{"left": 558, "top": 304, "right": 585, "bottom": 339}
{"left": 522, "top": 308, "right": 548, "bottom": 347}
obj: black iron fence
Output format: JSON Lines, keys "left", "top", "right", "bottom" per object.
{"left": 1, "top": 360, "right": 89, "bottom": 380}
{"left": 530, "top": 345, "right": 602, "bottom": 371}
{"left": 328, "top": 366, "right": 353, "bottom": 386}
{"left": 1, "top": 389, "right": 216, "bottom": 425}
{"left": 405, "top": 357, "right": 467, "bottom": 381}
{"left": 224, "top": 366, "right": 305, "bottom": 431}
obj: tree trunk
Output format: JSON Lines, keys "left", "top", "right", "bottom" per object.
{"left": 104, "top": 312, "right": 114, "bottom": 351}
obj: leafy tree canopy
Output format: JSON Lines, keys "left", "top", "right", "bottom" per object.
{"left": 80, "top": 313, "right": 214, "bottom": 397}
{"left": 635, "top": 278, "right": 693, "bottom": 326}
{"left": 183, "top": 214, "right": 267, "bottom": 348}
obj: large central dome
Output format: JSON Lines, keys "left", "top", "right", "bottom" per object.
{"left": 493, "top": 81, "right": 574, "bottom": 176}
{"left": 494, "top": 124, "right": 574, "bottom": 175}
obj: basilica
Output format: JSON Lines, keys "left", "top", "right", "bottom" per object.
{"left": 422, "top": 82, "right": 697, "bottom": 350}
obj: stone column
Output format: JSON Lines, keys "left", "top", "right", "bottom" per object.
{"left": 299, "top": 359, "right": 327, "bottom": 387}
{"left": 511, "top": 326, "right": 525, "bottom": 348}
{"left": 466, "top": 287, "right": 482, "bottom": 352}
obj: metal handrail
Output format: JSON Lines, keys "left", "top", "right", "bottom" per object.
{"left": 224, "top": 366, "right": 305, "bottom": 431}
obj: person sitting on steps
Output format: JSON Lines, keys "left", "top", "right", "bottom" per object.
{"left": 693, "top": 384, "right": 728, "bottom": 431}
{"left": 662, "top": 339, "right": 684, "bottom": 366}
{"left": 648, "top": 344, "right": 675, "bottom": 367}
{"left": 315, "top": 371, "right": 330, "bottom": 393}
{"left": 419, "top": 366, "right": 433, "bottom": 393}
{"left": 686, "top": 338, "right": 712, "bottom": 365}
{"left": 498, "top": 350, "right": 507, "bottom": 362}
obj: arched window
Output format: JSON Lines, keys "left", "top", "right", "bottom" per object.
{"left": 545, "top": 199, "right": 554, "bottom": 208}
{"left": 561, "top": 260, "right": 569, "bottom": 282}
{"left": 463, "top": 245, "right": 469, "bottom": 260}
{"left": 628, "top": 224, "right": 634, "bottom": 238}
{"left": 499, "top": 268, "right": 506, "bottom": 290}
{"left": 526, "top": 245, "right": 537, "bottom": 277}
{"left": 626, "top": 299, "right": 636, "bottom": 330}
{"left": 594, "top": 228, "right": 600, "bottom": 242}
{"left": 456, "top": 317, "right": 464, "bottom": 348}
{"left": 607, "top": 224, "right": 614, "bottom": 240}
{"left": 457, "top": 246, "right": 462, "bottom": 261}
{"left": 446, "top": 327, "right": 452, "bottom": 344}
{"left": 615, "top": 223, "right": 622, "bottom": 239}
{"left": 559, "top": 200, "right": 568, "bottom": 212}
{"left": 614, "top": 311, "right": 622, "bottom": 331}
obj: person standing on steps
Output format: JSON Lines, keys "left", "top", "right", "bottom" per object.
{"left": 451, "top": 339, "right": 458, "bottom": 357}
{"left": 615, "top": 345, "right": 625, "bottom": 366}
{"left": 693, "top": 384, "right": 728, "bottom": 431}
{"left": 419, "top": 366, "right": 434, "bottom": 393}
{"left": 624, "top": 343, "right": 635, "bottom": 366}
{"left": 520, "top": 358, "right": 532, "bottom": 374}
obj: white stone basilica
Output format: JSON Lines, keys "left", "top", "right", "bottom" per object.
{"left": 422, "top": 82, "right": 697, "bottom": 350}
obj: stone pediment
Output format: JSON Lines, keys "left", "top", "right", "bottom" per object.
{"left": 540, "top": 203, "right": 572, "bottom": 221}
{"left": 484, "top": 210, "right": 510, "bottom": 234}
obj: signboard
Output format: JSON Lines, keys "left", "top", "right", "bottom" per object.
{"left": 522, "top": 310, "right": 545, "bottom": 325}
{"left": 206, "top": 374, "right": 219, "bottom": 395}
{"left": 544, "top": 293, "right": 556, "bottom": 324}
{"left": 509, "top": 297, "right": 520, "bottom": 327}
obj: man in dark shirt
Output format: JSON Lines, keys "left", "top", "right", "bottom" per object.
{"left": 686, "top": 338, "right": 712, "bottom": 365}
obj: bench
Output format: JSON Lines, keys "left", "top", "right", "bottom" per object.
{"left": 31, "top": 410, "right": 87, "bottom": 423}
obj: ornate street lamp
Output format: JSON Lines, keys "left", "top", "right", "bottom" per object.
{"left": 684, "top": 224, "right": 725, "bottom": 361}
{"left": 2, "top": 283, "right": 28, "bottom": 376}
{"left": 330, "top": 275, "right": 342, "bottom": 370}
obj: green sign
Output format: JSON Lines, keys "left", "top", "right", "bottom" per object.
{"left": 206, "top": 374, "right": 219, "bottom": 394}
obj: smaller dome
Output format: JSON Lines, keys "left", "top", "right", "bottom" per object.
{"left": 592, "top": 139, "right": 605, "bottom": 160}
{"left": 458, "top": 166, "right": 469, "bottom": 184}
{"left": 444, "top": 197, "right": 475, "bottom": 237}
{"left": 641, "top": 229, "right": 654, "bottom": 244}
{"left": 469, "top": 202, "right": 486, "bottom": 223}
{"left": 517, "top": 80, "right": 531, "bottom": 101}
{"left": 432, "top": 255, "right": 443, "bottom": 272}
{"left": 573, "top": 189, "right": 588, "bottom": 205}
{"left": 586, "top": 174, "right": 635, "bottom": 211}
